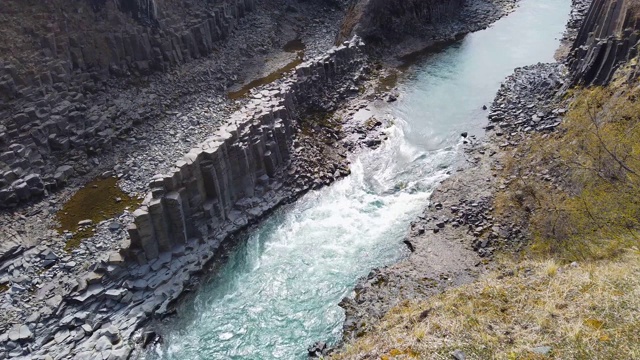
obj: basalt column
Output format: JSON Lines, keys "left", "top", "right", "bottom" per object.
{"left": 127, "top": 36, "right": 364, "bottom": 262}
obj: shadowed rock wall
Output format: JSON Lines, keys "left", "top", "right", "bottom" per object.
{"left": 569, "top": 0, "right": 640, "bottom": 85}
{"left": 338, "top": 0, "right": 465, "bottom": 42}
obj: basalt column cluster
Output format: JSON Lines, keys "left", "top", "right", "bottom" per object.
{"left": 124, "top": 37, "right": 364, "bottom": 262}
{"left": 569, "top": 0, "right": 640, "bottom": 85}
{"left": 0, "top": 0, "right": 256, "bottom": 208}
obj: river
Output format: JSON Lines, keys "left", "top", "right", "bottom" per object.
{"left": 149, "top": 0, "right": 571, "bottom": 358}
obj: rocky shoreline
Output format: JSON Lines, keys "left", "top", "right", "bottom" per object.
{"left": 0, "top": 0, "right": 564, "bottom": 358}
{"left": 337, "top": 0, "right": 592, "bottom": 348}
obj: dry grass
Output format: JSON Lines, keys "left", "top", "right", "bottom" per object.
{"left": 332, "top": 250, "right": 640, "bottom": 360}
{"left": 492, "top": 63, "right": 640, "bottom": 262}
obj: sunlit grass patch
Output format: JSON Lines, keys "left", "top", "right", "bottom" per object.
{"left": 332, "top": 251, "right": 640, "bottom": 360}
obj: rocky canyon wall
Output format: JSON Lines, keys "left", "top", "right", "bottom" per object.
{"left": 125, "top": 37, "right": 364, "bottom": 262}
{"left": 569, "top": 0, "right": 640, "bottom": 85}
{"left": 0, "top": 0, "right": 257, "bottom": 208}
{"left": 0, "top": 37, "right": 364, "bottom": 360}
{"left": 338, "top": 0, "right": 465, "bottom": 42}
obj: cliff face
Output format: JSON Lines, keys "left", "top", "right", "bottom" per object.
{"left": 126, "top": 40, "right": 364, "bottom": 261}
{"left": 569, "top": 0, "right": 640, "bottom": 85}
{"left": 0, "top": 0, "right": 264, "bottom": 208}
{"left": 0, "top": 0, "right": 256, "bottom": 100}
{"left": 338, "top": 0, "right": 465, "bottom": 42}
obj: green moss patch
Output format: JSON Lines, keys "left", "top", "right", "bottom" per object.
{"left": 227, "top": 52, "right": 305, "bottom": 100}
{"left": 55, "top": 177, "right": 140, "bottom": 251}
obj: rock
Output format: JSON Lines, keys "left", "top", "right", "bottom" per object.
{"left": 403, "top": 239, "right": 415, "bottom": 252}
{"left": 108, "top": 252, "right": 124, "bottom": 264}
{"left": 307, "top": 341, "right": 327, "bottom": 357}
{"left": 451, "top": 349, "right": 466, "bottom": 360}
{"left": 418, "top": 308, "right": 431, "bottom": 321}
{"left": 461, "top": 132, "right": 468, "bottom": 138}
{"left": 78, "top": 219, "right": 93, "bottom": 226}
{"left": 7, "top": 324, "right": 33, "bottom": 342}
{"left": 0, "top": 229, "right": 23, "bottom": 261}
{"left": 531, "top": 346, "right": 552, "bottom": 356}
{"left": 13, "top": 181, "right": 31, "bottom": 200}
{"left": 85, "top": 272, "right": 103, "bottom": 284}
{"left": 103, "top": 325, "right": 121, "bottom": 344}
{"left": 0, "top": 188, "right": 18, "bottom": 207}
{"left": 40, "top": 247, "right": 58, "bottom": 261}
{"left": 72, "top": 283, "right": 105, "bottom": 303}
{"left": 105, "top": 288, "right": 128, "bottom": 301}
{"left": 94, "top": 335, "right": 113, "bottom": 351}
{"left": 45, "top": 294, "right": 63, "bottom": 309}
{"left": 108, "top": 222, "right": 122, "bottom": 232}
{"left": 142, "top": 331, "right": 160, "bottom": 349}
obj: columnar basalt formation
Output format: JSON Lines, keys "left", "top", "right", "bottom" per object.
{"left": 0, "top": 37, "right": 364, "bottom": 360}
{"left": 0, "top": 0, "right": 256, "bottom": 208}
{"left": 569, "top": 0, "right": 640, "bottom": 85}
{"left": 126, "top": 38, "right": 363, "bottom": 261}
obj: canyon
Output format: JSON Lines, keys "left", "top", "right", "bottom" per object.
{"left": 1, "top": 0, "right": 639, "bottom": 359}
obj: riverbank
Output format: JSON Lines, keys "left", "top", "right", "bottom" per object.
{"left": 331, "top": 0, "right": 640, "bottom": 358}
{"left": 336, "top": 0, "right": 591, "bottom": 352}
{"left": 333, "top": 59, "right": 640, "bottom": 360}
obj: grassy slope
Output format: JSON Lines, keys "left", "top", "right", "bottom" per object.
{"left": 333, "top": 252, "right": 640, "bottom": 360}
{"left": 331, "top": 55, "right": 640, "bottom": 360}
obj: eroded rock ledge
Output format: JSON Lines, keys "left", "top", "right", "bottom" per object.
{"left": 125, "top": 38, "right": 364, "bottom": 263}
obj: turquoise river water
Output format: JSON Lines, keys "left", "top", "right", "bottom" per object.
{"left": 149, "top": 1, "right": 571, "bottom": 358}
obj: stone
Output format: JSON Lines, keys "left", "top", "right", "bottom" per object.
{"left": 103, "top": 325, "right": 121, "bottom": 343}
{"left": 94, "top": 335, "right": 113, "bottom": 351}
{"left": 451, "top": 349, "right": 466, "bottom": 360}
{"left": 0, "top": 188, "right": 18, "bottom": 207}
{"left": 24, "top": 173, "right": 45, "bottom": 195}
{"left": 13, "top": 181, "right": 31, "bottom": 200}
{"left": 403, "top": 239, "right": 415, "bottom": 252}
{"left": 0, "top": 229, "right": 23, "bottom": 261}
{"left": 78, "top": 219, "right": 93, "bottom": 226}
{"left": 72, "top": 283, "right": 105, "bottom": 303}
{"left": 45, "top": 294, "right": 63, "bottom": 309}
{"left": 109, "top": 346, "right": 132, "bottom": 359}
{"left": 142, "top": 331, "right": 160, "bottom": 349}
{"left": 40, "top": 247, "right": 58, "bottom": 261}
{"left": 7, "top": 324, "right": 33, "bottom": 342}
{"left": 105, "top": 288, "right": 128, "bottom": 301}
{"left": 54, "top": 329, "right": 70, "bottom": 344}
{"left": 308, "top": 341, "right": 327, "bottom": 357}
{"left": 108, "top": 252, "right": 124, "bottom": 264}
{"left": 109, "top": 222, "right": 122, "bottom": 232}
{"left": 133, "top": 209, "right": 159, "bottom": 260}
{"left": 531, "top": 346, "right": 552, "bottom": 356}
{"left": 128, "top": 279, "right": 148, "bottom": 290}
{"left": 85, "top": 271, "right": 103, "bottom": 284}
